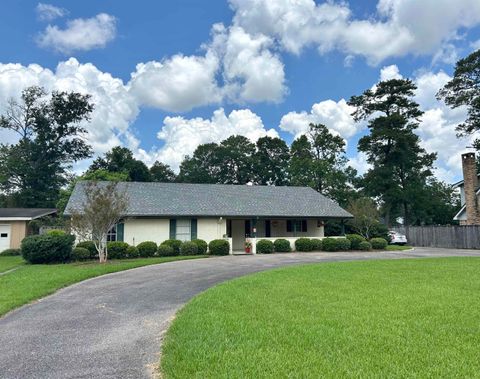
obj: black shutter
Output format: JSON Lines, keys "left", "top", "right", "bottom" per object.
{"left": 265, "top": 220, "right": 271, "bottom": 237}
{"left": 169, "top": 219, "right": 176, "bottom": 239}
{"left": 287, "top": 220, "right": 292, "bottom": 232}
{"left": 191, "top": 219, "right": 197, "bottom": 240}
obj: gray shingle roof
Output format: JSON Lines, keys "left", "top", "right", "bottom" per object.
{"left": 64, "top": 182, "right": 352, "bottom": 219}
{"left": 0, "top": 208, "right": 57, "bottom": 219}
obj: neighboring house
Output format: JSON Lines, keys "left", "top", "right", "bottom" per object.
{"left": 453, "top": 152, "right": 480, "bottom": 225}
{"left": 0, "top": 208, "right": 57, "bottom": 251}
{"left": 64, "top": 182, "right": 352, "bottom": 253}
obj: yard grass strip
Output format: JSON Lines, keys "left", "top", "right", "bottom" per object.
{"left": 161, "top": 257, "right": 480, "bottom": 378}
{"left": 0, "top": 256, "right": 25, "bottom": 273}
{"left": 0, "top": 255, "right": 207, "bottom": 317}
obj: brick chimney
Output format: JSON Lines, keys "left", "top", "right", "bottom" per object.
{"left": 461, "top": 152, "right": 480, "bottom": 225}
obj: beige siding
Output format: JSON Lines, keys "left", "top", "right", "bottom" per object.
{"left": 10, "top": 221, "right": 27, "bottom": 249}
{"left": 124, "top": 218, "right": 170, "bottom": 246}
{"left": 198, "top": 218, "right": 227, "bottom": 243}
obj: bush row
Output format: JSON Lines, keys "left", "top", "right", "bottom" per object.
{"left": 254, "top": 235, "right": 389, "bottom": 253}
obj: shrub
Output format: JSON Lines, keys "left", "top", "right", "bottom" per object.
{"left": 180, "top": 241, "right": 199, "bottom": 256}
{"left": 256, "top": 239, "right": 274, "bottom": 254}
{"left": 137, "top": 241, "right": 158, "bottom": 257}
{"left": 311, "top": 239, "right": 323, "bottom": 251}
{"left": 161, "top": 239, "right": 182, "bottom": 255}
{"left": 370, "top": 222, "right": 390, "bottom": 242}
{"left": 191, "top": 239, "right": 208, "bottom": 255}
{"left": 358, "top": 241, "right": 372, "bottom": 251}
{"left": 21, "top": 234, "right": 75, "bottom": 264}
{"left": 208, "top": 239, "right": 230, "bottom": 256}
{"left": 346, "top": 234, "right": 366, "bottom": 250}
{"left": 76, "top": 241, "right": 97, "bottom": 258}
{"left": 295, "top": 238, "right": 313, "bottom": 252}
{"left": 127, "top": 245, "right": 140, "bottom": 258}
{"left": 158, "top": 244, "right": 176, "bottom": 257}
{"left": 0, "top": 248, "right": 21, "bottom": 256}
{"left": 370, "top": 237, "right": 388, "bottom": 250}
{"left": 321, "top": 237, "right": 339, "bottom": 252}
{"left": 46, "top": 229, "right": 66, "bottom": 236}
{"left": 72, "top": 247, "right": 91, "bottom": 261}
{"left": 336, "top": 238, "right": 351, "bottom": 251}
{"left": 274, "top": 239, "right": 291, "bottom": 252}
{"left": 107, "top": 241, "right": 129, "bottom": 259}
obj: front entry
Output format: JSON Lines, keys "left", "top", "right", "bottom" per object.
{"left": 231, "top": 220, "right": 245, "bottom": 251}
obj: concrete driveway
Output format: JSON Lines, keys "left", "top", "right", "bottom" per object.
{"left": 1, "top": 247, "right": 480, "bottom": 379}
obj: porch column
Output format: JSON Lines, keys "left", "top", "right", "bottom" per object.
{"left": 251, "top": 237, "right": 257, "bottom": 255}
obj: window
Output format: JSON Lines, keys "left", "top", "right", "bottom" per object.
{"left": 286, "top": 220, "right": 308, "bottom": 233}
{"left": 0, "top": 233, "right": 7, "bottom": 238}
{"left": 176, "top": 219, "right": 191, "bottom": 241}
{"left": 107, "top": 225, "right": 117, "bottom": 242}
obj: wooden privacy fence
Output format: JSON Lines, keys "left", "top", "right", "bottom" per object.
{"left": 392, "top": 226, "right": 480, "bottom": 249}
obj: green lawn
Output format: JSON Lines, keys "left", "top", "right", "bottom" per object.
{"left": 162, "top": 258, "right": 480, "bottom": 378}
{"left": 0, "top": 255, "right": 207, "bottom": 317}
{"left": 0, "top": 256, "right": 25, "bottom": 273}
{"left": 386, "top": 244, "right": 412, "bottom": 251}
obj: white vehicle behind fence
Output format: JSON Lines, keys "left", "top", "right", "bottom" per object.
{"left": 388, "top": 230, "right": 408, "bottom": 245}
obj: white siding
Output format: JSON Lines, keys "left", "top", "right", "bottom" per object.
{"left": 124, "top": 218, "right": 170, "bottom": 246}
{"left": 270, "top": 219, "right": 324, "bottom": 238}
{"left": 198, "top": 218, "right": 227, "bottom": 243}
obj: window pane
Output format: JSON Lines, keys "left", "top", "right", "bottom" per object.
{"left": 176, "top": 220, "right": 191, "bottom": 241}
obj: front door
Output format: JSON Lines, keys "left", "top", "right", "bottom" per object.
{"left": 231, "top": 220, "right": 245, "bottom": 251}
{"left": 0, "top": 225, "right": 11, "bottom": 251}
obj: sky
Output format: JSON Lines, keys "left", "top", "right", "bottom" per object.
{"left": 1, "top": 0, "right": 480, "bottom": 182}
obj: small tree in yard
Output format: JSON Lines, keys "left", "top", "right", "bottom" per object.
{"left": 70, "top": 182, "right": 128, "bottom": 262}
{"left": 347, "top": 197, "right": 380, "bottom": 239}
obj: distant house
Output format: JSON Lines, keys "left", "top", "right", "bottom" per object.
{"left": 453, "top": 152, "right": 480, "bottom": 225}
{"left": 0, "top": 208, "right": 57, "bottom": 251}
{"left": 64, "top": 182, "right": 352, "bottom": 253}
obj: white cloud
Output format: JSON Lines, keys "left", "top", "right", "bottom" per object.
{"left": 380, "top": 64, "right": 403, "bottom": 81}
{"left": 279, "top": 99, "right": 361, "bottom": 139}
{"left": 37, "top": 13, "right": 116, "bottom": 54}
{"left": 348, "top": 152, "right": 371, "bottom": 175}
{"left": 148, "top": 108, "right": 278, "bottom": 170}
{"left": 36, "top": 3, "right": 68, "bottom": 21}
{"left": 229, "top": 0, "right": 480, "bottom": 65}
{"left": 0, "top": 58, "right": 138, "bottom": 156}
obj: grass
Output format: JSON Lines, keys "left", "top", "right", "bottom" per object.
{"left": 0, "top": 255, "right": 207, "bottom": 317}
{"left": 0, "top": 256, "right": 25, "bottom": 273}
{"left": 386, "top": 244, "right": 412, "bottom": 251}
{"left": 162, "top": 258, "right": 480, "bottom": 378}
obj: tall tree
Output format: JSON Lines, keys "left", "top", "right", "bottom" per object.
{"left": 437, "top": 49, "right": 480, "bottom": 140}
{"left": 289, "top": 124, "right": 357, "bottom": 205}
{"left": 178, "top": 143, "right": 221, "bottom": 183}
{"left": 150, "top": 161, "right": 176, "bottom": 182}
{"left": 0, "top": 86, "right": 93, "bottom": 207}
{"left": 89, "top": 146, "right": 151, "bottom": 182}
{"left": 253, "top": 136, "right": 290, "bottom": 185}
{"left": 217, "top": 135, "right": 256, "bottom": 184}
{"left": 348, "top": 79, "right": 436, "bottom": 226}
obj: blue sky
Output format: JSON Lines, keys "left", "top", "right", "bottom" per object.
{"left": 1, "top": 0, "right": 480, "bottom": 181}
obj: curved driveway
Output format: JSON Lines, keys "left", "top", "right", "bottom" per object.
{"left": 1, "top": 248, "right": 480, "bottom": 379}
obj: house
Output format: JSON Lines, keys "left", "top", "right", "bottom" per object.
{"left": 453, "top": 152, "right": 480, "bottom": 225}
{"left": 64, "top": 182, "right": 352, "bottom": 253}
{"left": 0, "top": 208, "right": 57, "bottom": 251}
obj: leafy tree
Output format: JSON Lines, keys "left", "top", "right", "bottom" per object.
{"left": 178, "top": 143, "right": 221, "bottom": 183}
{"left": 349, "top": 79, "right": 436, "bottom": 226}
{"left": 0, "top": 86, "right": 93, "bottom": 207}
{"left": 347, "top": 197, "right": 380, "bottom": 239}
{"left": 289, "top": 124, "right": 357, "bottom": 205}
{"left": 150, "top": 161, "right": 176, "bottom": 182}
{"left": 70, "top": 181, "right": 129, "bottom": 263}
{"left": 253, "top": 136, "right": 290, "bottom": 185}
{"left": 89, "top": 146, "right": 151, "bottom": 182}
{"left": 217, "top": 135, "right": 256, "bottom": 184}
{"left": 437, "top": 49, "right": 480, "bottom": 139}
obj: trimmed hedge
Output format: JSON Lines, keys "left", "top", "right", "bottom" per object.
{"left": 137, "top": 241, "right": 158, "bottom": 257}
{"left": 209, "top": 239, "right": 230, "bottom": 256}
{"left": 370, "top": 237, "right": 388, "bottom": 250}
{"left": 162, "top": 239, "right": 182, "bottom": 255}
{"left": 322, "top": 237, "right": 339, "bottom": 252}
{"left": 0, "top": 248, "right": 21, "bottom": 256}
{"left": 107, "top": 241, "right": 129, "bottom": 259}
{"left": 21, "top": 234, "right": 75, "bottom": 264}
{"left": 46, "top": 229, "right": 66, "bottom": 236}
{"left": 311, "top": 239, "right": 323, "bottom": 251}
{"left": 295, "top": 238, "right": 313, "bottom": 252}
{"left": 256, "top": 239, "right": 274, "bottom": 254}
{"left": 358, "top": 241, "right": 372, "bottom": 251}
{"left": 274, "top": 239, "right": 291, "bottom": 252}
{"left": 158, "top": 244, "right": 176, "bottom": 257}
{"left": 127, "top": 245, "right": 140, "bottom": 258}
{"left": 76, "top": 241, "right": 97, "bottom": 258}
{"left": 346, "top": 234, "right": 366, "bottom": 250}
{"left": 191, "top": 239, "right": 208, "bottom": 255}
{"left": 180, "top": 241, "right": 199, "bottom": 256}
{"left": 337, "top": 238, "right": 351, "bottom": 251}
{"left": 72, "top": 247, "right": 91, "bottom": 261}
